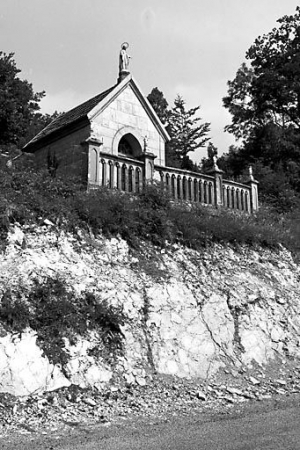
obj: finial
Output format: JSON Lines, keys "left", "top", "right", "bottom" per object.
{"left": 248, "top": 165, "right": 254, "bottom": 180}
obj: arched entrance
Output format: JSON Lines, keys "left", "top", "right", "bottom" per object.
{"left": 118, "top": 133, "right": 142, "bottom": 159}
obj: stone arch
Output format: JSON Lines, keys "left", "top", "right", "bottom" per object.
{"left": 112, "top": 126, "right": 143, "bottom": 158}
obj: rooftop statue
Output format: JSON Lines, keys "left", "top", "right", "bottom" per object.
{"left": 119, "top": 42, "right": 131, "bottom": 72}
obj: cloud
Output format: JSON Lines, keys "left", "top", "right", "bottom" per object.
{"left": 141, "top": 7, "right": 156, "bottom": 32}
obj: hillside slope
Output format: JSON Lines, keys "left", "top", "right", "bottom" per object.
{"left": 1, "top": 224, "right": 300, "bottom": 396}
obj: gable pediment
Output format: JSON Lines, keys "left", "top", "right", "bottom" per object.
{"left": 88, "top": 75, "right": 170, "bottom": 142}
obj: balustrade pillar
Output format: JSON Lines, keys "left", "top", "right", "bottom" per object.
{"left": 246, "top": 166, "right": 259, "bottom": 212}
{"left": 139, "top": 152, "right": 157, "bottom": 183}
{"left": 207, "top": 160, "right": 224, "bottom": 207}
{"left": 83, "top": 136, "right": 103, "bottom": 186}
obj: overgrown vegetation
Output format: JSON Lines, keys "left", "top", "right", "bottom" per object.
{"left": 0, "top": 277, "right": 126, "bottom": 373}
{"left": 1, "top": 166, "right": 300, "bottom": 256}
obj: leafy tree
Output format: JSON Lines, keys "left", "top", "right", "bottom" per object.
{"left": 147, "top": 87, "right": 169, "bottom": 124}
{"left": 167, "top": 95, "right": 210, "bottom": 170}
{"left": 0, "top": 51, "right": 54, "bottom": 151}
{"left": 147, "top": 88, "right": 210, "bottom": 171}
{"left": 224, "top": 7, "right": 300, "bottom": 140}
{"left": 222, "top": 7, "right": 300, "bottom": 209}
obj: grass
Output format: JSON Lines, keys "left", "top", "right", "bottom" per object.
{"left": 0, "top": 166, "right": 300, "bottom": 256}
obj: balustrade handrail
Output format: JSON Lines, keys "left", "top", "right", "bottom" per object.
{"left": 155, "top": 164, "right": 215, "bottom": 182}
{"left": 223, "top": 178, "right": 251, "bottom": 190}
{"left": 100, "top": 151, "right": 144, "bottom": 168}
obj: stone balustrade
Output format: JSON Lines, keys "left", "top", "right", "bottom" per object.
{"left": 156, "top": 165, "right": 216, "bottom": 205}
{"left": 156, "top": 165, "right": 258, "bottom": 213}
{"left": 222, "top": 180, "right": 251, "bottom": 213}
{"left": 89, "top": 151, "right": 258, "bottom": 213}
{"left": 91, "top": 152, "right": 144, "bottom": 193}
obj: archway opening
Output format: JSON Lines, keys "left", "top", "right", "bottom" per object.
{"left": 118, "top": 133, "right": 142, "bottom": 159}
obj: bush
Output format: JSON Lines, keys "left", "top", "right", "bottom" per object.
{"left": 0, "top": 277, "right": 126, "bottom": 372}
{"left": 1, "top": 166, "right": 300, "bottom": 257}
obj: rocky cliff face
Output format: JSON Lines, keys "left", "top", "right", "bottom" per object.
{"left": 1, "top": 224, "right": 300, "bottom": 396}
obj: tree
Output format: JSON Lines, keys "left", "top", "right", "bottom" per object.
{"left": 0, "top": 52, "right": 48, "bottom": 150}
{"left": 167, "top": 95, "right": 210, "bottom": 170}
{"left": 147, "top": 87, "right": 169, "bottom": 124}
{"left": 223, "top": 7, "right": 300, "bottom": 141}
{"left": 222, "top": 7, "right": 300, "bottom": 209}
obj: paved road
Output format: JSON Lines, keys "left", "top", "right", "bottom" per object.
{"left": 2, "top": 396, "right": 300, "bottom": 449}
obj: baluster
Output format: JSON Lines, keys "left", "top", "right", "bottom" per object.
{"left": 101, "top": 159, "right": 107, "bottom": 187}
{"left": 160, "top": 171, "right": 165, "bottom": 190}
{"left": 128, "top": 166, "right": 133, "bottom": 192}
{"left": 135, "top": 168, "right": 141, "bottom": 192}
{"left": 208, "top": 182, "right": 213, "bottom": 204}
{"left": 222, "top": 186, "right": 226, "bottom": 207}
{"left": 121, "top": 164, "right": 126, "bottom": 191}
{"left": 177, "top": 176, "right": 181, "bottom": 199}
{"left": 199, "top": 180, "right": 204, "bottom": 203}
{"left": 203, "top": 181, "right": 207, "bottom": 204}
{"left": 182, "top": 176, "right": 186, "bottom": 200}
{"left": 241, "top": 190, "right": 244, "bottom": 210}
{"left": 188, "top": 178, "right": 193, "bottom": 201}
{"left": 116, "top": 163, "right": 121, "bottom": 189}
{"left": 245, "top": 191, "right": 250, "bottom": 212}
{"left": 193, "top": 179, "right": 198, "bottom": 202}
{"left": 172, "top": 175, "right": 177, "bottom": 199}
{"left": 165, "top": 173, "right": 171, "bottom": 195}
{"left": 124, "top": 164, "right": 129, "bottom": 191}
{"left": 232, "top": 188, "right": 235, "bottom": 208}
{"left": 108, "top": 161, "right": 113, "bottom": 188}
{"left": 226, "top": 187, "right": 230, "bottom": 208}
{"left": 236, "top": 189, "right": 240, "bottom": 210}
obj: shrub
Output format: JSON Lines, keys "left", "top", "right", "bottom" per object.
{"left": 0, "top": 277, "right": 126, "bottom": 372}
{"left": 1, "top": 166, "right": 300, "bottom": 257}
{"left": 0, "top": 289, "right": 30, "bottom": 333}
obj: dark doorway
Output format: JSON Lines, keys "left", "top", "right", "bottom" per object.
{"left": 118, "top": 133, "right": 142, "bottom": 159}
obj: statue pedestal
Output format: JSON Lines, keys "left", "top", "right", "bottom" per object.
{"left": 118, "top": 70, "right": 130, "bottom": 83}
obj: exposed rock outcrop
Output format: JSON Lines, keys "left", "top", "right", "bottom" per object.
{"left": 0, "top": 224, "right": 300, "bottom": 396}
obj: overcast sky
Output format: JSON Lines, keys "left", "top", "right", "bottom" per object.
{"left": 1, "top": 0, "right": 299, "bottom": 161}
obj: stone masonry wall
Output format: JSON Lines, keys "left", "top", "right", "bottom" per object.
{"left": 91, "top": 84, "right": 166, "bottom": 166}
{"left": 0, "top": 225, "right": 300, "bottom": 396}
{"left": 33, "top": 125, "right": 90, "bottom": 180}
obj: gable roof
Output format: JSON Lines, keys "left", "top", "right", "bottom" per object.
{"left": 23, "top": 85, "right": 116, "bottom": 151}
{"left": 23, "top": 74, "right": 170, "bottom": 152}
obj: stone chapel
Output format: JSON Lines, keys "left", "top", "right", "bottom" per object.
{"left": 23, "top": 43, "right": 170, "bottom": 187}
{"left": 23, "top": 44, "right": 258, "bottom": 212}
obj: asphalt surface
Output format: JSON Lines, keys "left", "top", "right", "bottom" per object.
{"left": 2, "top": 395, "right": 300, "bottom": 449}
